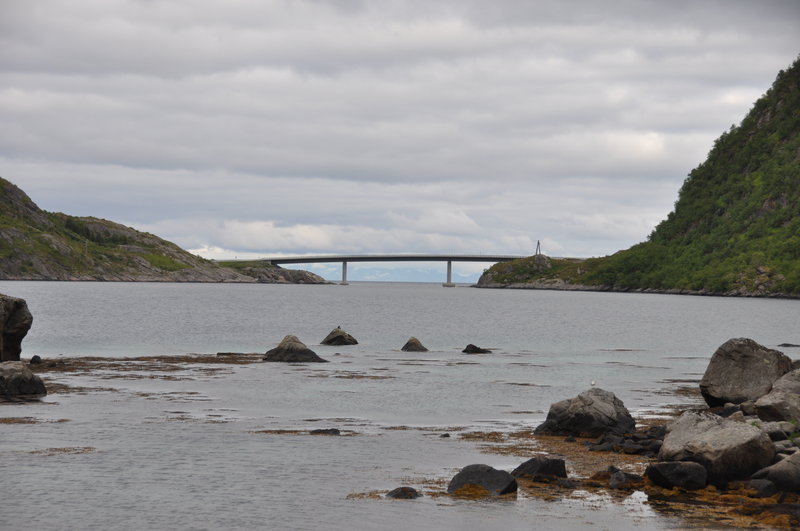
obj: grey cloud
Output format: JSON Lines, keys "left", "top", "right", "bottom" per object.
{"left": 1, "top": 0, "right": 798, "bottom": 261}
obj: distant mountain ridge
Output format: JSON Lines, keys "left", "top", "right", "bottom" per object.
{"left": 0, "top": 177, "right": 326, "bottom": 283}
{"left": 479, "top": 56, "right": 800, "bottom": 297}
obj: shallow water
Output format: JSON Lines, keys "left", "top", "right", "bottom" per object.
{"left": 2, "top": 281, "right": 799, "bottom": 530}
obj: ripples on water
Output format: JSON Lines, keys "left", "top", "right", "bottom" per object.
{"left": 1, "top": 281, "right": 799, "bottom": 530}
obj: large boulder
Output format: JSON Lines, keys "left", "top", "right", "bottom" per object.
{"left": 401, "top": 337, "right": 428, "bottom": 352}
{"left": 755, "top": 368, "right": 800, "bottom": 422}
{"left": 645, "top": 461, "right": 708, "bottom": 490}
{"left": 263, "top": 335, "right": 328, "bottom": 362}
{"left": 0, "top": 361, "right": 47, "bottom": 399}
{"left": 751, "top": 451, "right": 800, "bottom": 492}
{"left": 447, "top": 464, "right": 517, "bottom": 496}
{"left": 699, "top": 338, "right": 791, "bottom": 407}
{"left": 658, "top": 410, "right": 775, "bottom": 486}
{"left": 320, "top": 327, "right": 358, "bottom": 346}
{"left": 0, "top": 294, "right": 33, "bottom": 362}
{"left": 533, "top": 388, "right": 636, "bottom": 437}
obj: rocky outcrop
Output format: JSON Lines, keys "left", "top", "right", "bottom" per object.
{"left": 0, "top": 361, "right": 46, "bottom": 399}
{"left": 401, "top": 337, "right": 428, "bottom": 352}
{"left": 658, "top": 410, "right": 775, "bottom": 486}
{"left": 699, "top": 338, "right": 792, "bottom": 407}
{"left": 511, "top": 456, "right": 567, "bottom": 481}
{"left": 0, "top": 294, "right": 32, "bottom": 361}
{"left": 263, "top": 335, "right": 328, "bottom": 363}
{"left": 751, "top": 451, "right": 800, "bottom": 492}
{"left": 321, "top": 328, "right": 358, "bottom": 346}
{"left": 447, "top": 464, "right": 517, "bottom": 496}
{"left": 235, "top": 265, "right": 328, "bottom": 284}
{"left": 645, "top": 461, "right": 708, "bottom": 490}
{"left": 462, "top": 344, "right": 491, "bottom": 354}
{"left": 755, "top": 368, "right": 800, "bottom": 422}
{"left": 534, "top": 388, "right": 636, "bottom": 437}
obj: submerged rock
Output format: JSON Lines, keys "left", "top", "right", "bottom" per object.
{"left": 401, "top": 337, "right": 428, "bottom": 352}
{"left": 263, "top": 335, "right": 328, "bottom": 363}
{"left": 0, "top": 294, "right": 33, "bottom": 362}
{"left": 385, "top": 486, "right": 422, "bottom": 499}
{"left": 0, "top": 361, "right": 47, "bottom": 399}
{"left": 658, "top": 410, "right": 775, "bottom": 487}
{"left": 699, "top": 338, "right": 791, "bottom": 407}
{"left": 534, "top": 388, "right": 636, "bottom": 438}
{"left": 447, "top": 464, "right": 517, "bottom": 497}
{"left": 320, "top": 327, "right": 358, "bottom": 346}
{"left": 462, "top": 344, "right": 491, "bottom": 354}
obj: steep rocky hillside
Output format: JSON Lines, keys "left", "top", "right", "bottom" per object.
{"left": 480, "top": 56, "right": 800, "bottom": 297}
{"left": 0, "top": 178, "right": 326, "bottom": 283}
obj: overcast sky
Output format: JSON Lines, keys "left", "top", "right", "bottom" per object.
{"left": 1, "top": 0, "right": 798, "bottom": 279}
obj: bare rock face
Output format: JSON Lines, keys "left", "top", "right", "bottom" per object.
{"left": 0, "top": 361, "right": 46, "bottom": 399}
{"left": 263, "top": 335, "right": 328, "bottom": 363}
{"left": 0, "top": 293, "right": 33, "bottom": 362}
{"left": 320, "top": 328, "right": 358, "bottom": 346}
{"left": 447, "top": 464, "right": 517, "bottom": 496}
{"left": 401, "top": 337, "right": 428, "bottom": 352}
{"left": 511, "top": 456, "right": 567, "bottom": 481}
{"left": 645, "top": 461, "right": 708, "bottom": 490}
{"left": 658, "top": 410, "right": 775, "bottom": 487}
{"left": 533, "top": 388, "right": 636, "bottom": 438}
{"left": 755, "top": 368, "right": 800, "bottom": 422}
{"left": 699, "top": 338, "right": 792, "bottom": 407}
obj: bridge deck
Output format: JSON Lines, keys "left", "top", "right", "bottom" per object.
{"left": 262, "top": 254, "right": 523, "bottom": 265}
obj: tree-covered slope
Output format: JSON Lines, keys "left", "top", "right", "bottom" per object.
{"left": 0, "top": 177, "right": 325, "bottom": 283}
{"left": 481, "top": 57, "right": 800, "bottom": 296}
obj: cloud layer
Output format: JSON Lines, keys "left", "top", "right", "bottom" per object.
{"left": 2, "top": 0, "right": 798, "bottom": 279}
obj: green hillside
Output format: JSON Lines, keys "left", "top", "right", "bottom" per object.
{"left": 481, "top": 56, "right": 800, "bottom": 296}
{"left": 0, "top": 177, "right": 325, "bottom": 283}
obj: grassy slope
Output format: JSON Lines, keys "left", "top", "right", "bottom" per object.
{"left": 483, "top": 56, "right": 800, "bottom": 296}
{"left": 0, "top": 178, "right": 239, "bottom": 281}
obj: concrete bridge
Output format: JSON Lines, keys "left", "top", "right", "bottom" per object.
{"left": 261, "top": 254, "right": 524, "bottom": 286}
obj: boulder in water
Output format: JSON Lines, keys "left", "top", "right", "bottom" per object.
{"left": 0, "top": 294, "right": 33, "bottom": 362}
{"left": 462, "top": 344, "right": 491, "bottom": 354}
{"left": 533, "top": 388, "right": 636, "bottom": 437}
{"left": 264, "top": 335, "right": 328, "bottom": 363}
{"left": 385, "top": 486, "right": 422, "bottom": 499}
{"left": 511, "top": 456, "right": 567, "bottom": 481}
{"left": 401, "top": 337, "right": 428, "bottom": 352}
{"left": 320, "top": 328, "right": 358, "bottom": 346}
{"left": 0, "top": 361, "right": 47, "bottom": 399}
{"left": 699, "top": 338, "right": 791, "bottom": 407}
{"left": 447, "top": 464, "right": 517, "bottom": 497}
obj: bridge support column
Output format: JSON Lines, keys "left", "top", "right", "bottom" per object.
{"left": 442, "top": 260, "right": 455, "bottom": 287}
{"left": 341, "top": 261, "right": 349, "bottom": 285}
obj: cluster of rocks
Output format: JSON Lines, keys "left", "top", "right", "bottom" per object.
{"left": 263, "top": 329, "right": 494, "bottom": 362}
{"left": 429, "top": 340, "right": 800, "bottom": 504}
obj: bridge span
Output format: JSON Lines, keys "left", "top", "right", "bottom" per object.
{"left": 261, "top": 254, "right": 524, "bottom": 286}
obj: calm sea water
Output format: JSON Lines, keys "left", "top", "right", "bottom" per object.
{"left": 2, "top": 281, "right": 799, "bottom": 530}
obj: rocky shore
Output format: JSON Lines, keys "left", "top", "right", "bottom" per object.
{"left": 5, "top": 290, "right": 800, "bottom": 527}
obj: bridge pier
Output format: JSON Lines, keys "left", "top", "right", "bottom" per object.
{"left": 442, "top": 260, "right": 455, "bottom": 287}
{"left": 340, "top": 261, "right": 348, "bottom": 285}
